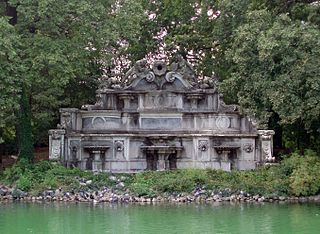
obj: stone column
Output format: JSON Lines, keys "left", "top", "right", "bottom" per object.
{"left": 84, "top": 147, "right": 108, "bottom": 171}
{"left": 157, "top": 150, "right": 167, "bottom": 171}
{"left": 221, "top": 150, "right": 230, "bottom": 162}
{"left": 92, "top": 150, "right": 103, "bottom": 171}
{"left": 48, "top": 129, "right": 66, "bottom": 161}
{"left": 214, "top": 147, "right": 231, "bottom": 171}
{"left": 220, "top": 150, "right": 231, "bottom": 171}
{"left": 68, "top": 142, "right": 80, "bottom": 168}
{"left": 258, "top": 130, "right": 275, "bottom": 162}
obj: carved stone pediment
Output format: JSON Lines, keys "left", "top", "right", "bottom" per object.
{"left": 99, "top": 56, "right": 213, "bottom": 92}
{"left": 123, "top": 60, "right": 194, "bottom": 91}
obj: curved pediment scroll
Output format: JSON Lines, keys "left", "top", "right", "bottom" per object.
{"left": 97, "top": 55, "right": 220, "bottom": 93}
{"left": 122, "top": 60, "right": 194, "bottom": 91}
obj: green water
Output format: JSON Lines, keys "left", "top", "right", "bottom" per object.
{"left": 0, "top": 202, "right": 319, "bottom": 234}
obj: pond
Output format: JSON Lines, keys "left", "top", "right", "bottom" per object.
{"left": 0, "top": 202, "right": 319, "bottom": 234}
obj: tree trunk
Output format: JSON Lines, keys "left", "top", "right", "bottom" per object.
{"left": 16, "top": 86, "right": 34, "bottom": 161}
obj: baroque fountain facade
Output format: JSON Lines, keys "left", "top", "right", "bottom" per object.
{"left": 49, "top": 56, "right": 274, "bottom": 172}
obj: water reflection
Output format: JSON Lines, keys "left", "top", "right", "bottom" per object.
{"left": 0, "top": 202, "right": 319, "bottom": 234}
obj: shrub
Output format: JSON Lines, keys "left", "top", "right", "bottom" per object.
{"left": 130, "top": 182, "right": 156, "bottom": 197}
{"left": 1, "top": 150, "right": 320, "bottom": 197}
{"left": 16, "top": 171, "right": 34, "bottom": 191}
{"left": 289, "top": 152, "right": 320, "bottom": 196}
{"left": 2, "top": 159, "right": 30, "bottom": 184}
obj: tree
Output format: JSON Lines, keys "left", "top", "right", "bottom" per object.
{"left": 1, "top": 0, "right": 319, "bottom": 157}
{"left": 0, "top": 0, "right": 147, "bottom": 159}
{"left": 0, "top": 17, "right": 21, "bottom": 145}
{"left": 219, "top": 5, "right": 320, "bottom": 151}
{"left": 127, "top": 0, "right": 320, "bottom": 152}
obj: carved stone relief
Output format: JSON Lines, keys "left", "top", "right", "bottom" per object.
{"left": 262, "top": 141, "right": 273, "bottom": 161}
{"left": 125, "top": 59, "right": 149, "bottom": 83}
{"left": 199, "top": 74, "right": 218, "bottom": 89}
{"left": 114, "top": 140, "right": 124, "bottom": 152}
{"left": 198, "top": 140, "right": 209, "bottom": 152}
{"left": 165, "top": 72, "right": 181, "bottom": 83}
{"left": 216, "top": 116, "right": 231, "bottom": 130}
{"left": 169, "top": 54, "right": 196, "bottom": 85}
{"left": 114, "top": 140, "right": 125, "bottom": 160}
{"left": 145, "top": 72, "right": 155, "bottom": 82}
{"left": 51, "top": 130, "right": 62, "bottom": 140}
{"left": 69, "top": 141, "right": 80, "bottom": 159}
{"left": 243, "top": 143, "right": 254, "bottom": 153}
{"left": 218, "top": 94, "right": 239, "bottom": 112}
{"left": 51, "top": 140, "right": 61, "bottom": 160}
{"left": 92, "top": 117, "right": 106, "bottom": 128}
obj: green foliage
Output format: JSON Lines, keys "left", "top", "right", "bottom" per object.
{"left": 218, "top": 2, "right": 320, "bottom": 150}
{"left": 0, "top": 16, "right": 21, "bottom": 144}
{"left": 16, "top": 171, "right": 34, "bottom": 191}
{"left": 288, "top": 150, "right": 320, "bottom": 196}
{"left": 129, "top": 151, "right": 320, "bottom": 197}
{"left": 129, "top": 169, "right": 209, "bottom": 196}
{"left": 3, "top": 158, "right": 30, "bottom": 184}
{"left": 0, "top": 0, "right": 147, "bottom": 151}
{"left": 1, "top": 151, "right": 320, "bottom": 197}
{"left": 0, "top": 160, "right": 117, "bottom": 192}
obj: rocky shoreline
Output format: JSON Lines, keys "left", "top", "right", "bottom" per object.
{"left": 1, "top": 184, "right": 320, "bottom": 204}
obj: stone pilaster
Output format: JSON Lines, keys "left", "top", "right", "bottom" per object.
{"left": 187, "top": 94, "right": 203, "bottom": 110}
{"left": 119, "top": 94, "right": 134, "bottom": 110}
{"left": 258, "top": 130, "right": 275, "bottom": 162}
{"left": 48, "top": 129, "right": 65, "bottom": 161}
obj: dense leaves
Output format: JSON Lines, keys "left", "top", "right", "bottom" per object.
{"left": 0, "top": 17, "right": 21, "bottom": 144}
{"left": 0, "top": 0, "right": 319, "bottom": 155}
{"left": 219, "top": 4, "right": 320, "bottom": 150}
{"left": 0, "top": 0, "right": 147, "bottom": 155}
